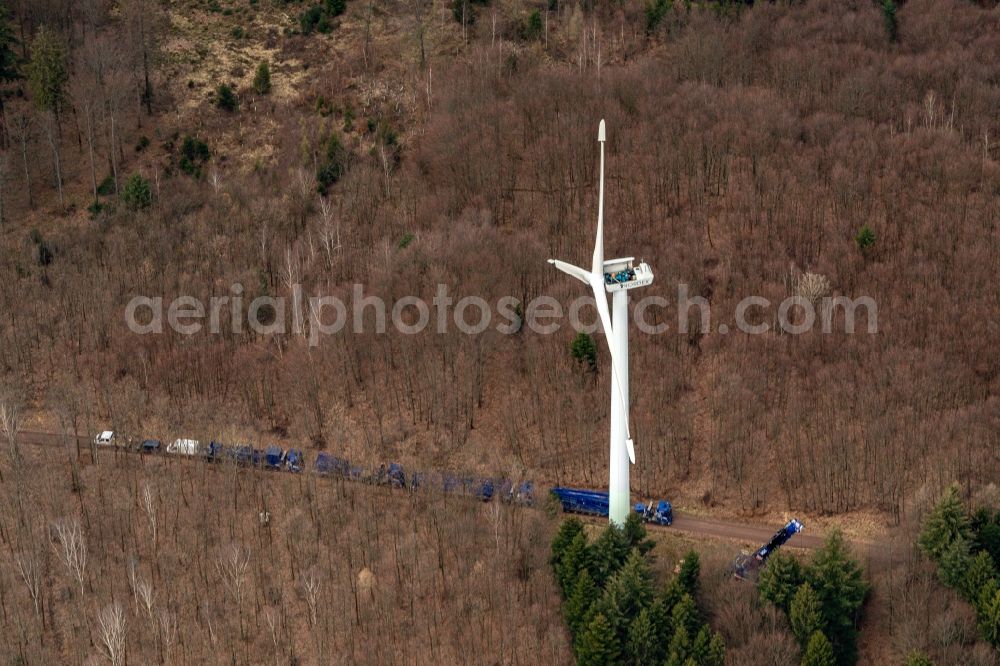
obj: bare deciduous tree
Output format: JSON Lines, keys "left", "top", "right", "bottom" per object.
{"left": 0, "top": 398, "right": 21, "bottom": 464}
{"left": 51, "top": 517, "right": 88, "bottom": 594}
{"left": 141, "top": 482, "right": 157, "bottom": 545}
{"left": 159, "top": 609, "right": 178, "bottom": 658}
{"left": 13, "top": 550, "right": 42, "bottom": 617}
{"left": 136, "top": 577, "right": 155, "bottom": 620}
{"left": 301, "top": 566, "right": 321, "bottom": 627}
{"left": 217, "top": 543, "right": 251, "bottom": 637}
{"left": 7, "top": 107, "right": 33, "bottom": 208}
{"left": 97, "top": 602, "right": 127, "bottom": 666}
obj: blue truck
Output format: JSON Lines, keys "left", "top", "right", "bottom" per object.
{"left": 550, "top": 487, "right": 673, "bottom": 526}
{"left": 732, "top": 519, "right": 804, "bottom": 580}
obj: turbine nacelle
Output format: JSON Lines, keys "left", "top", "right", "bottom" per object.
{"left": 602, "top": 257, "right": 654, "bottom": 293}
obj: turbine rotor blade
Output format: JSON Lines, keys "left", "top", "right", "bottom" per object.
{"left": 592, "top": 123, "right": 606, "bottom": 276}
{"left": 587, "top": 274, "right": 633, "bottom": 447}
{"left": 548, "top": 259, "right": 590, "bottom": 285}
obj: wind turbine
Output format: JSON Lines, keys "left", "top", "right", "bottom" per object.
{"left": 549, "top": 119, "right": 654, "bottom": 525}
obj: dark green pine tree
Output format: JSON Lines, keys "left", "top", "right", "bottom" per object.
{"left": 802, "top": 631, "right": 837, "bottom": 666}
{"left": 937, "top": 536, "right": 971, "bottom": 591}
{"left": 624, "top": 608, "right": 658, "bottom": 665}
{"left": 570, "top": 332, "right": 597, "bottom": 372}
{"left": 978, "top": 585, "right": 1000, "bottom": 647}
{"left": 588, "top": 522, "right": 631, "bottom": 588}
{"left": 690, "top": 626, "right": 712, "bottom": 663}
{"left": 789, "top": 583, "right": 824, "bottom": 647}
{"left": 881, "top": 0, "right": 898, "bottom": 43}
{"left": 556, "top": 531, "right": 592, "bottom": 597}
{"left": 551, "top": 518, "right": 585, "bottom": 568}
{"left": 647, "top": 591, "right": 674, "bottom": 649}
{"left": 676, "top": 550, "right": 701, "bottom": 599}
{"left": 963, "top": 550, "right": 999, "bottom": 604}
{"left": 919, "top": 484, "right": 971, "bottom": 563}
{"left": 0, "top": 0, "right": 18, "bottom": 145}
{"left": 564, "top": 568, "right": 598, "bottom": 637}
{"left": 705, "top": 631, "right": 726, "bottom": 666}
{"left": 807, "top": 530, "right": 868, "bottom": 665}
{"left": 978, "top": 578, "right": 999, "bottom": 617}
{"left": 758, "top": 551, "right": 805, "bottom": 613}
{"left": 621, "top": 512, "right": 655, "bottom": 556}
{"left": 665, "top": 624, "right": 691, "bottom": 666}
{"left": 975, "top": 520, "right": 1000, "bottom": 571}
{"left": 604, "top": 549, "right": 654, "bottom": 622}
{"left": 0, "top": 2, "right": 17, "bottom": 83}
{"left": 575, "top": 612, "right": 620, "bottom": 666}
{"left": 670, "top": 593, "right": 700, "bottom": 640}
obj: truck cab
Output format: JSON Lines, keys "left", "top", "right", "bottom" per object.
{"left": 286, "top": 449, "right": 304, "bottom": 472}
{"left": 634, "top": 499, "right": 673, "bottom": 526}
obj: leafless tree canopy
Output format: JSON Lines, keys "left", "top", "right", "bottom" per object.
{"left": 0, "top": 449, "right": 565, "bottom": 663}
{"left": 0, "top": 0, "right": 996, "bottom": 527}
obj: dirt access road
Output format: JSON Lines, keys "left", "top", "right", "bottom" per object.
{"left": 15, "top": 429, "right": 891, "bottom": 561}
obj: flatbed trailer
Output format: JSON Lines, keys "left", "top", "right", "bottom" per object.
{"left": 551, "top": 487, "right": 673, "bottom": 526}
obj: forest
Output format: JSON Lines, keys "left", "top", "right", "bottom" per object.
{"left": 0, "top": 0, "right": 998, "bottom": 662}
{"left": 0, "top": 0, "right": 998, "bottom": 518}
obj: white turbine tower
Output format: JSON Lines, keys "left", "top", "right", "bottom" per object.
{"left": 549, "top": 120, "right": 654, "bottom": 525}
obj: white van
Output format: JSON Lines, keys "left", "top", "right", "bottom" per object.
{"left": 94, "top": 431, "right": 115, "bottom": 446}
{"left": 167, "top": 438, "right": 200, "bottom": 456}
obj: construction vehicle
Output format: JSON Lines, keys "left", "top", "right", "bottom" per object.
{"left": 634, "top": 499, "right": 674, "bottom": 526}
{"left": 476, "top": 478, "right": 494, "bottom": 501}
{"left": 732, "top": 519, "right": 804, "bottom": 580}
{"left": 286, "top": 449, "right": 304, "bottom": 473}
{"left": 550, "top": 487, "right": 673, "bottom": 526}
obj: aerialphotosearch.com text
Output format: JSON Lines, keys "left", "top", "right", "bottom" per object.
{"left": 125, "top": 283, "right": 877, "bottom": 346}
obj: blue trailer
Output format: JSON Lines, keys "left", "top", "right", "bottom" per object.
{"left": 551, "top": 487, "right": 673, "bottom": 526}
{"left": 264, "top": 445, "right": 284, "bottom": 469}
{"left": 732, "top": 519, "right": 804, "bottom": 580}
{"left": 551, "top": 487, "right": 610, "bottom": 517}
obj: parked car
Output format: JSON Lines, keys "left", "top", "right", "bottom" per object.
{"left": 94, "top": 431, "right": 115, "bottom": 446}
{"left": 166, "top": 438, "right": 200, "bottom": 455}
{"left": 140, "top": 439, "right": 161, "bottom": 453}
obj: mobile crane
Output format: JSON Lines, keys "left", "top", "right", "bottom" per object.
{"left": 732, "top": 519, "right": 804, "bottom": 580}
